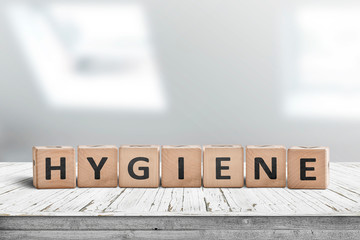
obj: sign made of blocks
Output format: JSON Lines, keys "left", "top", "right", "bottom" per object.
{"left": 119, "top": 145, "right": 160, "bottom": 188}
{"left": 287, "top": 146, "right": 329, "bottom": 189}
{"left": 33, "top": 146, "right": 76, "bottom": 189}
{"left": 77, "top": 145, "right": 118, "bottom": 188}
{"left": 203, "top": 145, "right": 244, "bottom": 188}
{"left": 32, "top": 145, "right": 330, "bottom": 189}
{"left": 161, "top": 145, "right": 201, "bottom": 187}
{"left": 246, "top": 145, "right": 286, "bottom": 188}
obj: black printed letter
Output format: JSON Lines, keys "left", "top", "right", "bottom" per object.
{"left": 128, "top": 157, "right": 149, "bottom": 180}
{"left": 178, "top": 157, "right": 184, "bottom": 179}
{"left": 300, "top": 158, "right": 316, "bottom": 180}
{"left": 46, "top": 157, "right": 66, "bottom": 180}
{"left": 216, "top": 157, "right": 231, "bottom": 179}
{"left": 254, "top": 157, "right": 277, "bottom": 179}
{"left": 87, "top": 157, "right": 108, "bottom": 179}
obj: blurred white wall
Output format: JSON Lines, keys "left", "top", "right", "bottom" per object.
{"left": 0, "top": 0, "right": 358, "bottom": 162}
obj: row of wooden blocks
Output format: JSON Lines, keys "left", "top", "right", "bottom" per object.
{"left": 33, "top": 145, "right": 329, "bottom": 189}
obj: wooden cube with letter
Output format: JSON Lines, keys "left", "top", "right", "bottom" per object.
{"left": 203, "top": 145, "right": 244, "bottom": 188}
{"left": 161, "top": 145, "right": 201, "bottom": 187}
{"left": 246, "top": 145, "right": 286, "bottom": 188}
{"left": 32, "top": 146, "right": 76, "bottom": 189}
{"left": 78, "top": 145, "right": 118, "bottom": 188}
{"left": 119, "top": 145, "right": 160, "bottom": 188}
{"left": 288, "top": 146, "right": 329, "bottom": 189}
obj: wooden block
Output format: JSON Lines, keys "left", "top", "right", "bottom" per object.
{"left": 161, "top": 145, "right": 201, "bottom": 187}
{"left": 119, "top": 145, "right": 160, "bottom": 188}
{"left": 78, "top": 145, "right": 118, "bottom": 188}
{"left": 246, "top": 145, "right": 286, "bottom": 188}
{"left": 288, "top": 146, "right": 329, "bottom": 189}
{"left": 32, "top": 146, "right": 75, "bottom": 189}
{"left": 203, "top": 145, "right": 244, "bottom": 188}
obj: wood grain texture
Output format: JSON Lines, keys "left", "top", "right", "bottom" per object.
{"left": 119, "top": 145, "right": 160, "bottom": 188}
{"left": 246, "top": 145, "right": 286, "bottom": 188}
{"left": 1, "top": 229, "right": 360, "bottom": 240}
{"left": 203, "top": 145, "right": 244, "bottom": 188}
{"left": 2, "top": 216, "right": 360, "bottom": 230}
{"left": 1, "top": 216, "right": 360, "bottom": 239}
{"left": 32, "top": 146, "right": 75, "bottom": 189}
{"left": 161, "top": 145, "right": 201, "bottom": 188}
{"left": 288, "top": 146, "right": 329, "bottom": 189}
{"left": 77, "top": 145, "right": 118, "bottom": 188}
{"left": 1, "top": 162, "right": 359, "bottom": 216}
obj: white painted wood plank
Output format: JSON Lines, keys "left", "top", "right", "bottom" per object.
{"left": 0, "top": 162, "right": 360, "bottom": 216}
{"left": 202, "top": 188, "right": 228, "bottom": 212}
{"left": 154, "top": 188, "right": 184, "bottom": 212}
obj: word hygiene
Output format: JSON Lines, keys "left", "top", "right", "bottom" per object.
{"left": 32, "top": 145, "right": 329, "bottom": 189}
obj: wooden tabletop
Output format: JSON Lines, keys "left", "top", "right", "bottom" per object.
{"left": 0, "top": 162, "right": 359, "bottom": 217}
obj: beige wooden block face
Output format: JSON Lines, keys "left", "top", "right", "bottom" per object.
{"left": 288, "top": 146, "right": 329, "bottom": 189}
{"left": 78, "top": 145, "right": 118, "bottom": 188}
{"left": 246, "top": 145, "right": 286, "bottom": 188}
{"left": 119, "top": 145, "right": 160, "bottom": 188}
{"left": 203, "top": 145, "right": 244, "bottom": 188}
{"left": 161, "top": 145, "right": 201, "bottom": 187}
{"left": 33, "top": 146, "right": 76, "bottom": 189}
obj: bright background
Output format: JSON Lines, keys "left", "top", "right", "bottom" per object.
{"left": 0, "top": 0, "right": 358, "bottom": 162}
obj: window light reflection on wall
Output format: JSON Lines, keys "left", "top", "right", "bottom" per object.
{"left": 283, "top": 5, "right": 360, "bottom": 119}
{"left": 7, "top": 3, "right": 166, "bottom": 111}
